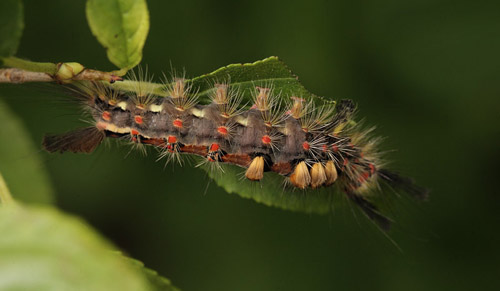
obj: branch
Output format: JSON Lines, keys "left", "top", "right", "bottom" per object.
{"left": 0, "top": 57, "right": 124, "bottom": 84}
{"left": 0, "top": 68, "right": 52, "bottom": 83}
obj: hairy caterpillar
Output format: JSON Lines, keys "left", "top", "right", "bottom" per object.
{"left": 42, "top": 59, "right": 428, "bottom": 230}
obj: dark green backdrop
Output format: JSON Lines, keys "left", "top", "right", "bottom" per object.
{"left": 1, "top": 0, "right": 499, "bottom": 290}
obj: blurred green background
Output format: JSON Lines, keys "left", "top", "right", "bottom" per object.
{"left": 1, "top": 0, "right": 499, "bottom": 290}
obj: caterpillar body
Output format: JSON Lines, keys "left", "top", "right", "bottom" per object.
{"left": 42, "top": 64, "right": 428, "bottom": 230}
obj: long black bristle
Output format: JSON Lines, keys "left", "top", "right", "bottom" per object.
{"left": 378, "top": 169, "right": 430, "bottom": 200}
{"left": 43, "top": 127, "right": 105, "bottom": 154}
{"left": 345, "top": 191, "right": 392, "bottom": 231}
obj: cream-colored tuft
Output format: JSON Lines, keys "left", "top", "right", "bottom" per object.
{"left": 149, "top": 104, "right": 163, "bottom": 112}
{"left": 190, "top": 107, "right": 205, "bottom": 118}
{"left": 310, "top": 163, "right": 327, "bottom": 188}
{"left": 324, "top": 160, "right": 338, "bottom": 186}
{"left": 289, "top": 161, "right": 311, "bottom": 189}
{"left": 245, "top": 156, "right": 265, "bottom": 181}
{"left": 289, "top": 96, "right": 305, "bottom": 119}
{"left": 254, "top": 87, "right": 271, "bottom": 111}
{"left": 117, "top": 101, "right": 128, "bottom": 110}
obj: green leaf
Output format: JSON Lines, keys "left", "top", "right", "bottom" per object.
{"left": 0, "top": 205, "right": 153, "bottom": 291}
{"left": 189, "top": 56, "right": 332, "bottom": 105}
{"left": 0, "top": 0, "right": 24, "bottom": 57}
{"left": 86, "top": 0, "right": 150, "bottom": 70}
{"left": 204, "top": 163, "right": 342, "bottom": 215}
{"left": 123, "top": 255, "right": 180, "bottom": 291}
{"left": 0, "top": 99, "right": 54, "bottom": 204}
{"left": 112, "top": 57, "right": 334, "bottom": 106}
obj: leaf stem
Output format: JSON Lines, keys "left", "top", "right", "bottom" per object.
{"left": 110, "top": 80, "right": 167, "bottom": 96}
{"left": 2, "top": 57, "right": 57, "bottom": 74}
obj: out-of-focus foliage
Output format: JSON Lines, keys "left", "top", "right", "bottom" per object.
{"left": 0, "top": 99, "right": 54, "bottom": 204}
{"left": 0, "top": 0, "right": 23, "bottom": 57}
{"left": 0, "top": 205, "right": 152, "bottom": 291}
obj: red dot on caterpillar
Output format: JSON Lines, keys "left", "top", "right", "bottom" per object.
{"left": 217, "top": 126, "right": 228, "bottom": 135}
{"left": 209, "top": 143, "right": 220, "bottom": 152}
{"left": 173, "top": 119, "right": 183, "bottom": 128}
{"left": 302, "top": 142, "right": 310, "bottom": 151}
{"left": 101, "top": 111, "right": 111, "bottom": 121}
{"left": 167, "top": 135, "right": 177, "bottom": 144}
{"left": 369, "top": 163, "right": 376, "bottom": 174}
{"left": 261, "top": 135, "right": 272, "bottom": 145}
{"left": 134, "top": 115, "right": 143, "bottom": 124}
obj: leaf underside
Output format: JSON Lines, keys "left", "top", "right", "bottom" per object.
{"left": 204, "top": 162, "right": 343, "bottom": 215}
{"left": 86, "top": 0, "right": 149, "bottom": 70}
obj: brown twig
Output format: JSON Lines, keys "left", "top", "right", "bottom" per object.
{"left": 73, "top": 68, "right": 123, "bottom": 83}
{"left": 0, "top": 67, "right": 123, "bottom": 84}
{"left": 0, "top": 68, "right": 53, "bottom": 83}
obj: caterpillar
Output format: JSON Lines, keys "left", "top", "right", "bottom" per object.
{"left": 42, "top": 59, "right": 428, "bottom": 231}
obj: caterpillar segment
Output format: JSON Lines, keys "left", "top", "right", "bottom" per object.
{"left": 45, "top": 81, "right": 384, "bottom": 190}
{"left": 43, "top": 80, "right": 428, "bottom": 229}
